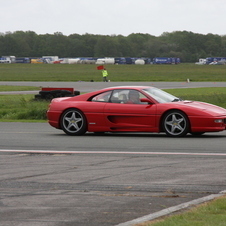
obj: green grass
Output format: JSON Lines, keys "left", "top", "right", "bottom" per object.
{"left": 1, "top": 63, "right": 226, "bottom": 82}
{"left": 139, "top": 196, "right": 226, "bottom": 226}
{"left": 0, "top": 94, "right": 48, "bottom": 122}
{"left": 0, "top": 85, "right": 40, "bottom": 91}
{"left": 167, "top": 87, "right": 226, "bottom": 108}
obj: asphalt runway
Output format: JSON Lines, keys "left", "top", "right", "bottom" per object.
{"left": 1, "top": 81, "right": 226, "bottom": 93}
{"left": 1, "top": 122, "right": 226, "bottom": 226}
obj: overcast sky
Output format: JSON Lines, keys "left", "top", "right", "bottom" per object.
{"left": 1, "top": 0, "right": 226, "bottom": 37}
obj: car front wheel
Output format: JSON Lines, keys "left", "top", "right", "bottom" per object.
{"left": 60, "top": 108, "right": 87, "bottom": 135}
{"left": 162, "top": 110, "right": 189, "bottom": 137}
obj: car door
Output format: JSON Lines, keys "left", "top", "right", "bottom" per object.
{"left": 103, "top": 89, "right": 157, "bottom": 131}
{"left": 83, "top": 91, "right": 111, "bottom": 131}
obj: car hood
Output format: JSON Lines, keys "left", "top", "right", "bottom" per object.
{"left": 181, "top": 100, "right": 226, "bottom": 115}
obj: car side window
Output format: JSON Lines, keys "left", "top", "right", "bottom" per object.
{"left": 109, "top": 90, "right": 122, "bottom": 103}
{"left": 109, "top": 89, "right": 148, "bottom": 104}
{"left": 91, "top": 91, "right": 112, "bottom": 102}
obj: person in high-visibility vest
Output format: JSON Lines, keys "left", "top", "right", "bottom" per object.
{"left": 102, "top": 68, "right": 108, "bottom": 82}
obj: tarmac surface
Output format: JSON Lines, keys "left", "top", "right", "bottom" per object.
{"left": 1, "top": 121, "right": 226, "bottom": 226}
{"left": 1, "top": 81, "right": 226, "bottom": 93}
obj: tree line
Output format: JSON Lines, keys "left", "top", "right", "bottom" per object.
{"left": 0, "top": 30, "right": 226, "bottom": 62}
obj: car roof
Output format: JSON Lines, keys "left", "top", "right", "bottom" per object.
{"left": 68, "top": 86, "right": 154, "bottom": 101}
{"left": 101, "top": 86, "right": 152, "bottom": 91}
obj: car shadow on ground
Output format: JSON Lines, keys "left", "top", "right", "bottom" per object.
{"left": 51, "top": 132, "right": 226, "bottom": 138}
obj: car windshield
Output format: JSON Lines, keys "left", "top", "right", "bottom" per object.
{"left": 142, "top": 87, "right": 181, "bottom": 103}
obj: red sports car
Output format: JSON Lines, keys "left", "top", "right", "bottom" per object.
{"left": 47, "top": 86, "right": 226, "bottom": 137}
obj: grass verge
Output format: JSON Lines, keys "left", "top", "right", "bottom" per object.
{"left": 167, "top": 87, "right": 226, "bottom": 108}
{"left": 0, "top": 94, "right": 48, "bottom": 122}
{"left": 1, "top": 63, "right": 226, "bottom": 82}
{"left": 0, "top": 85, "right": 40, "bottom": 91}
{"left": 137, "top": 195, "right": 226, "bottom": 226}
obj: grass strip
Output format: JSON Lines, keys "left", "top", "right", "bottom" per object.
{"left": 0, "top": 94, "right": 48, "bottom": 122}
{"left": 0, "top": 85, "right": 40, "bottom": 91}
{"left": 139, "top": 195, "right": 226, "bottom": 226}
{"left": 1, "top": 63, "right": 226, "bottom": 82}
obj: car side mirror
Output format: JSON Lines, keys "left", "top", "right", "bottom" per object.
{"left": 140, "top": 98, "right": 153, "bottom": 104}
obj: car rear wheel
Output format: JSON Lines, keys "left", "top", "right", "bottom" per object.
{"left": 60, "top": 108, "right": 87, "bottom": 135}
{"left": 162, "top": 110, "right": 189, "bottom": 137}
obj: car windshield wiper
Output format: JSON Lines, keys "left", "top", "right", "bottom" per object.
{"left": 172, "top": 98, "right": 182, "bottom": 102}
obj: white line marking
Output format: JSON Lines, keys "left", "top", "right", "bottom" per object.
{"left": 1, "top": 149, "right": 226, "bottom": 156}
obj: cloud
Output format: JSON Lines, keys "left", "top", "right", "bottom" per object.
{"left": 1, "top": 0, "right": 226, "bottom": 36}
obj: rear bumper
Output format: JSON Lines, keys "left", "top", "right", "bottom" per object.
{"left": 47, "top": 111, "right": 61, "bottom": 129}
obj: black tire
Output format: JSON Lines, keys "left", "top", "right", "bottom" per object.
{"left": 74, "top": 91, "right": 80, "bottom": 96}
{"left": 39, "top": 90, "right": 51, "bottom": 98}
{"left": 162, "top": 110, "right": 189, "bottom": 137}
{"left": 60, "top": 108, "right": 87, "bottom": 135}
{"left": 45, "top": 93, "right": 55, "bottom": 100}
{"left": 34, "top": 94, "right": 42, "bottom": 100}
{"left": 61, "top": 90, "right": 72, "bottom": 97}
{"left": 50, "top": 90, "right": 62, "bottom": 98}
